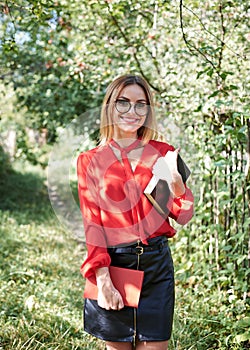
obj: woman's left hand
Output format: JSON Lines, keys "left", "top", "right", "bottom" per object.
{"left": 96, "top": 267, "right": 124, "bottom": 311}
{"left": 152, "top": 149, "right": 186, "bottom": 197}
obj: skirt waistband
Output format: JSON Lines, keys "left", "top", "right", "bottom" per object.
{"left": 108, "top": 236, "right": 168, "bottom": 255}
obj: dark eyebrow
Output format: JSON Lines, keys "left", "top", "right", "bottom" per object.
{"left": 117, "top": 96, "right": 129, "bottom": 100}
{"left": 137, "top": 99, "right": 148, "bottom": 103}
{"left": 118, "top": 96, "right": 147, "bottom": 103}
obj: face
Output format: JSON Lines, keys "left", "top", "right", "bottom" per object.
{"left": 112, "top": 84, "right": 148, "bottom": 139}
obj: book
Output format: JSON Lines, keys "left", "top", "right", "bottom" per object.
{"left": 84, "top": 266, "right": 144, "bottom": 308}
{"left": 144, "top": 154, "right": 191, "bottom": 215}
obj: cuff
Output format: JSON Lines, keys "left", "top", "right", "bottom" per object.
{"left": 80, "top": 252, "right": 111, "bottom": 280}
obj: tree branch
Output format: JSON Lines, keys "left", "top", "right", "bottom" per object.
{"left": 182, "top": 1, "right": 243, "bottom": 60}
{"left": 138, "top": 10, "right": 154, "bottom": 26}
{"left": 218, "top": 1, "right": 226, "bottom": 71}
{"left": 4, "top": 0, "right": 17, "bottom": 38}
{"left": 106, "top": 4, "right": 161, "bottom": 93}
{"left": 179, "top": 0, "right": 218, "bottom": 72}
{"left": 141, "top": 43, "right": 161, "bottom": 76}
{"left": 245, "top": 118, "right": 250, "bottom": 180}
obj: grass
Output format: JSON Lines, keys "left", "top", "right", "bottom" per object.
{"left": 0, "top": 162, "right": 105, "bottom": 350}
{"left": 0, "top": 161, "right": 249, "bottom": 349}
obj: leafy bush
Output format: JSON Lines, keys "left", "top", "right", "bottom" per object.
{"left": 0, "top": 144, "right": 11, "bottom": 178}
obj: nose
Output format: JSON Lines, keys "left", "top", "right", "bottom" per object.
{"left": 127, "top": 103, "right": 136, "bottom": 115}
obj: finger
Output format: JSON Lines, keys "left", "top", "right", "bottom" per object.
{"left": 109, "top": 301, "right": 119, "bottom": 310}
{"left": 98, "top": 298, "right": 113, "bottom": 310}
{"left": 113, "top": 291, "right": 124, "bottom": 310}
{"left": 119, "top": 294, "right": 124, "bottom": 308}
{"left": 111, "top": 302, "right": 123, "bottom": 311}
{"left": 112, "top": 305, "right": 120, "bottom": 310}
{"left": 118, "top": 299, "right": 124, "bottom": 310}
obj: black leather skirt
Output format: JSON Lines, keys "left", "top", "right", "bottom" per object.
{"left": 83, "top": 236, "right": 175, "bottom": 342}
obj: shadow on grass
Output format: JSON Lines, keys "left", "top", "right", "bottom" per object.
{"left": 0, "top": 165, "right": 53, "bottom": 223}
{"left": 0, "top": 162, "right": 95, "bottom": 350}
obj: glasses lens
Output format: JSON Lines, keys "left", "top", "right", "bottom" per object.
{"left": 115, "top": 100, "right": 130, "bottom": 113}
{"left": 135, "top": 103, "right": 149, "bottom": 116}
{"left": 115, "top": 100, "right": 149, "bottom": 117}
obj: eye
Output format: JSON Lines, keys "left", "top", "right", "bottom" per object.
{"left": 116, "top": 100, "right": 129, "bottom": 107}
{"left": 136, "top": 102, "right": 147, "bottom": 109}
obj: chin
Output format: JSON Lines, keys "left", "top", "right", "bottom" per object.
{"left": 112, "top": 115, "right": 144, "bottom": 137}
{"left": 117, "top": 125, "right": 141, "bottom": 134}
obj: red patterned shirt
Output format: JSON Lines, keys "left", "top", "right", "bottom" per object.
{"left": 77, "top": 139, "right": 194, "bottom": 278}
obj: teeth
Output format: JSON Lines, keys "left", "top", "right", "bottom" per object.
{"left": 120, "top": 116, "right": 139, "bottom": 123}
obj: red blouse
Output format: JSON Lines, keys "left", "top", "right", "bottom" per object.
{"left": 77, "top": 139, "right": 194, "bottom": 278}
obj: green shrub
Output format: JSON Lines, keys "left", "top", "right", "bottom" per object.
{"left": 0, "top": 144, "right": 11, "bottom": 178}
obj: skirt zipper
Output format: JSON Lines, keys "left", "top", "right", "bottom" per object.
{"left": 133, "top": 309, "right": 137, "bottom": 348}
{"left": 133, "top": 240, "right": 143, "bottom": 348}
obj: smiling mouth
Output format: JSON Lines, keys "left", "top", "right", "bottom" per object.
{"left": 119, "top": 116, "right": 141, "bottom": 124}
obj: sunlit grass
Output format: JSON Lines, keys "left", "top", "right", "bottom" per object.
{"left": 0, "top": 162, "right": 248, "bottom": 349}
{"left": 0, "top": 162, "right": 106, "bottom": 350}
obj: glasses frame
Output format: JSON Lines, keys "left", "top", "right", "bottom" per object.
{"left": 114, "top": 99, "right": 149, "bottom": 117}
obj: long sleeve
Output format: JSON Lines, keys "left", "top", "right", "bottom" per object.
{"left": 77, "top": 140, "right": 194, "bottom": 269}
{"left": 77, "top": 152, "right": 111, "bottom": 279}
{"left": 168, "top": 186, "right": 194, "bottom": 225}
{"left": 152, "top": 141, "right": 194, "bottom": 226}
{"left": 80, "top": 244, "right": 111, "bottom": 280}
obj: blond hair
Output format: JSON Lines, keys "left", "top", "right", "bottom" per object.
{"left": 99, "top": 74, "right": 159, "bottom": 144}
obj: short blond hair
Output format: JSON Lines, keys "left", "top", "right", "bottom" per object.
{"left": 99, "top": 75, "right": 159, "bottom": 144}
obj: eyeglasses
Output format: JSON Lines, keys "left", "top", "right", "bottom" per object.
{"left": 114, "top": 99, "right": 149, "bottom": 117}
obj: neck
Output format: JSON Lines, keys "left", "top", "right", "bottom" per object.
{"left": 113, "top": 131, "right": 138, "bottom": 148}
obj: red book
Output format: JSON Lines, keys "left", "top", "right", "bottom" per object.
{"left": 84, "top": 266, "right": 144, "bottom": 308}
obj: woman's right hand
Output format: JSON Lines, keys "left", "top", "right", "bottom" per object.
{"left": 96, "top": 267, "right": 124, "bottom": 310}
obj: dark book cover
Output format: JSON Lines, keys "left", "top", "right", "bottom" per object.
{"left": 144, "top": 154, "right": 191, "bottom": 215}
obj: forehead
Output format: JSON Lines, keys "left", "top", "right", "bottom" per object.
{"left": 118, "top": 84, "right": 147, "bottom": 100}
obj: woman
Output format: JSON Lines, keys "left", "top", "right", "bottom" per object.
{"left": 77, "top": 74, "right": 194, "bottom": 350}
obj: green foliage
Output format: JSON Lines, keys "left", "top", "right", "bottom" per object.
{"left": 0, "top": 162, "right": 105, "bottom": 350}
{"left": 0, "top": 145, "right": 12, "bottom": 177}
{"left": 0, "top": 1, "right": 249, "bottom": 348}
{"left": 1, "top": 0, "right": 249, "bottom": 142}
{"left": 0, "top": 162, "right": 249, "bottom": 349}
